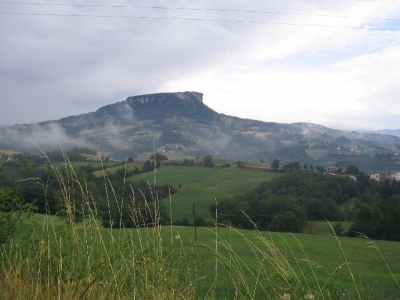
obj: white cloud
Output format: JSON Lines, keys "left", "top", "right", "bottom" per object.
{"left": 163, "top": 42, "right": 400, "bottom": 130}
{"left": 0, "top": 0, "right": 400, "bottom": 130}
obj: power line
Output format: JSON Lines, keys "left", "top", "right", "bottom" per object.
{"left": 0, "top": 11, "right": 398, "bottom": 31}
{"left": 1, "top": 1, "right": 400, "bottom": 22}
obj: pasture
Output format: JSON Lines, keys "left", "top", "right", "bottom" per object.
{"left": 126, "top": 164, "right": 280, "bottom": 221}
{"left": 3, "top": 213, "right": 400, "bottom": 299}
{"left": 2, "top": 157, "right": 399, "bottom": 299}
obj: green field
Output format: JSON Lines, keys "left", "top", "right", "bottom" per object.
{"left": 3, "top": 157, "right": 400, "bottom": 299}
{"left": 126, "top": 165, "right": 280, "bottom": 221}
{"left": 45, "top": 160, "right": 121, "bottom": 170}
{"left": 163, "top": 228, "right": 400, "bottom": 299}
{"left": 304, "top": 220, "right": 352, "bottom": 235}
{"left": 5, "top": 214, "right": 400, "bottom": 299}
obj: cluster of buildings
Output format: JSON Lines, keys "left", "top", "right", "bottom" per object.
{"left": 327, "top": 166, "right": 400, "bottom": 183}
{"left": 370, "top": 171, "right": 400, "bottom": 182}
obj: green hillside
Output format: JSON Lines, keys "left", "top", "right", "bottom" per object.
{"left": 126, "top": 165, "right": 280, "bottom": 222}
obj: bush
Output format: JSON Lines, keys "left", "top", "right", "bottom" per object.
{"left": 0, "top": 161, "right": 34, "bottom": 244}
{"left": 202, "top": 155, "right": 214, "bottom": 167}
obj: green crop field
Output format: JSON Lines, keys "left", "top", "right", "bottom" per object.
{"left": 126, "top": 165, "right": 280, "bottom": 221}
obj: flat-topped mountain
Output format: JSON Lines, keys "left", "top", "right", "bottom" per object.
{"left": 89, "top": 91, "right": 217, "bottom": 124}
{"left": 1, "top": 91, "right": 400, "bottom": 171}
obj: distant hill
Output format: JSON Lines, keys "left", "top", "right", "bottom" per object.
{"left": 358, "top": 129, "right": 400, "bottom": 138}
{"left": 1, "top": 91, "right": 400, "bottom": 172}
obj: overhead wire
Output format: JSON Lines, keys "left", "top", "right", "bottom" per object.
{"left": 0, "top": 11, "right": 398, "bottom": 31}
{"left": 1, "top": 1, "right": 400, "bottom": 22}
{"left": 0, "top": 1, "right": 399, "bottom": 31}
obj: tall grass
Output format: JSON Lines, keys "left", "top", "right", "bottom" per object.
{"left": 1, "top": 153, "right": 199, "bottom": 299}
{"left": 1, "top": 153, "right": 399, "bottom": 299}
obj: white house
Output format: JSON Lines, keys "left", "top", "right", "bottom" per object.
{"left": 370, "top": 171, "right": 400, "bottom": 182}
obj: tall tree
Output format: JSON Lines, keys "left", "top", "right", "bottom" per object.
{"left": 349, "top": 203, "right": 382, "bottom": 239}
{"left": 379, "top": 195, "right": 400, "bottom": 241}
{"left": 271, "top": 159, "right": 280, "bottom": 171}
{"left": 203, "top": 155, "right": 214, "bottom": 167}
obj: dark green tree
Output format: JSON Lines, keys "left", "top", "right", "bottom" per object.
{"left": 149, "top": 153, "right": 168, "bottom": 162}
{"left": 345, "top": 165, "right": 359, "bottom": 175}
{"left": 203, "top": 155, "right": 214, "bottom": 167}
{"left": 282, "top": 161, "right": 301, "bottom": 172}
{"left": 182, "top": 158, "right": 190, "bottom": 166}
{"left": 379, "top": 195, "right": 400, "bottom": 241}
{"left": 315, "top": 165, "right": 325, "bottom": 174}
{"left": 271, "top": 159, "right": 280, "bottom": 171}
{"left": 236, "top": 160, "right": 245, "bottom": 168}
{"left": 269, "top": 211, "right": 303, "bottom": 233}
{"left": 0, "top": 159, "right": 34, "bottom": 244}
{"left": 349, "top": 203, "right": 382, "bottom": 239}
{"left": 142, "top": 160, "right": 153, "bottom": 172}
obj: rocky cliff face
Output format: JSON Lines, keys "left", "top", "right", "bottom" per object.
{"left": 176, "top": 91, "right": 203, "bottom": 103}
{"left": 126, "top": 91, "right": 203, "bottom": 105}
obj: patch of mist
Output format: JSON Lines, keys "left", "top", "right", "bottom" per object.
{"left": 301, "top": 126, "right": 312, "bottom": 136}
{"left": 192, "top": 125, "right": 282, "bottom": 159}
{"left": 0, "top": 122, "right": 93, "bottom": 152}
{"left": 103, "top": 122, "right": 120, "bottom": 136}
{"left": 116, "top": 102, "right": 135, "bottom": 123}
{"left": 96, "top": 102, "right": 136, "bottom": 140}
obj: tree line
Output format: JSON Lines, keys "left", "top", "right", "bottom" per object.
{"left": 3, "top": 153, "right": 400, "bottom": 241}
{"left": 212, "top": 161, "right": 400, "bottom": 241}
{"left": 0, "top": 152, "right": 176, "bottom": 232}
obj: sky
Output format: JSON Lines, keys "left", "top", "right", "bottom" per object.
{"left": 1, "top": 0, "right": 400, "bottom": 130}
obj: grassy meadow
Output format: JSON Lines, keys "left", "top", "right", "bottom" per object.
{"left": 1, "top": 158, "right": 400, "bottom": 299}
{"left": 168, "top": 226, "right": 400, "bottom": 299}
{"left": 41, "top": 160, "right": 120, "bottom": 171}
{"left": 2, "top": 212, "right": 400, "bottom": 299}
{"left": 93, "top": 162, "right": 279, "bottom": 222}
{"left": 127, "top": 164, "right": 279, "bottom": 222}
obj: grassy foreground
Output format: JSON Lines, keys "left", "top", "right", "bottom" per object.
{"left": 1, "top": 159, "right": 400, "bottom": 299}
{"left": 2, "top": 211, "right": 400, "bottom": 299}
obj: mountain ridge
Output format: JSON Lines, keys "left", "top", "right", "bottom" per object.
{"left": 1, "top": 91, "right": 400, "bottom": 172}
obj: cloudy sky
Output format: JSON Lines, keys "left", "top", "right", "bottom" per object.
{"left": 1, "top": 0, "right": 400, "bottom": 130}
